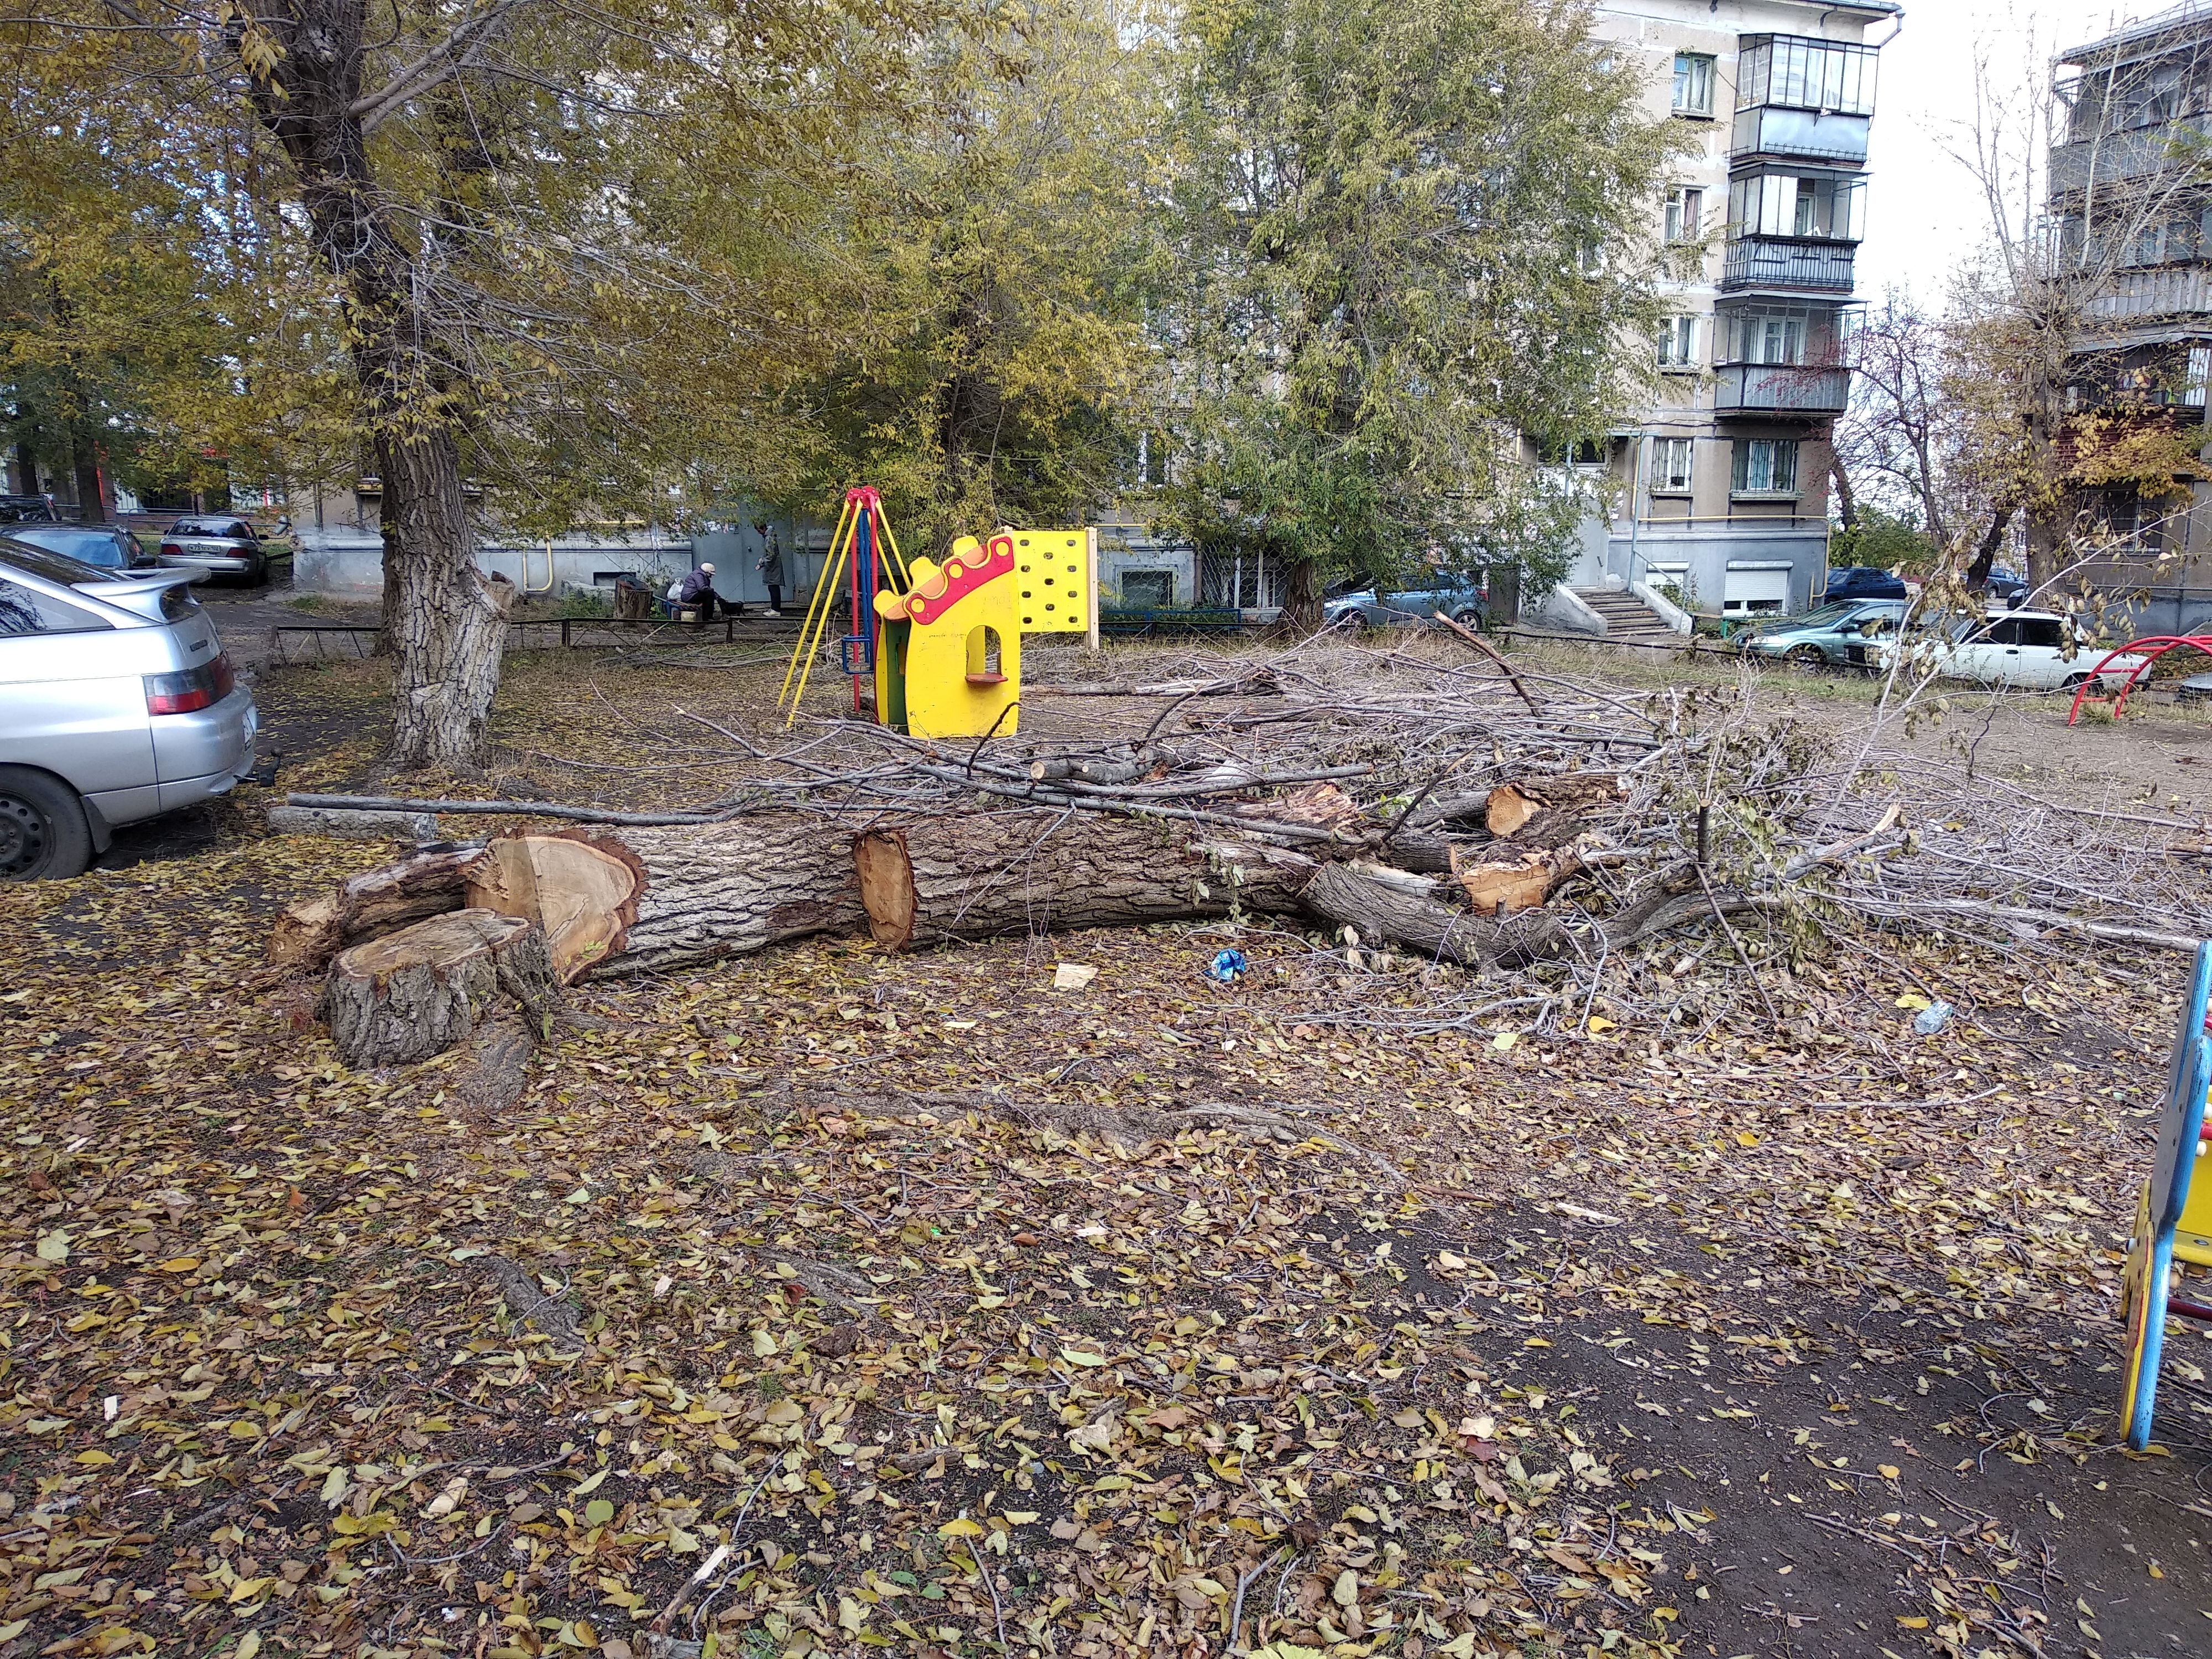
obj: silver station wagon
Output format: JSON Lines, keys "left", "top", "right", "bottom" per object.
{"left": 0, "top": 538, "right": 260, "bottom": 879}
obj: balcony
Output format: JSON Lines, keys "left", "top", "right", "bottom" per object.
{"left": 2084, "top": 262, "right": 2212, "bottom": 325}
{"left": 1721, "top": 237, "right": 1858, "bottom": 293}
{"left": 2051, "top": 119, "right": 2210, "bottom": 195}
{"left": 1713, "top": 363, "right": 1851, "bottom": 416}
{"left": 1731, "top": 106, "right": 1871, "bottom": 165}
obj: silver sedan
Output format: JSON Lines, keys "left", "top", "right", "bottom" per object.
{"left": 0, "top": 538, "right": 260, "bottom": 879}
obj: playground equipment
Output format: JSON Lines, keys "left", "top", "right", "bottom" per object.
{"left": 2119, "top": 940, "right": 2212, "bottom": 1449}
{"left": 2066, "top": 634, "right": 2212, "bottom": 725}
{"left": 778, "top": 489, "right": 1093, "bottom": 736}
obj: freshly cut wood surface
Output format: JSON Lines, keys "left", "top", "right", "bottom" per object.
{"left": 465, "top": 830, "right": 644, "bottom": 982}
{"left": 854, "top": 829, "right": 919, "bottom": 951}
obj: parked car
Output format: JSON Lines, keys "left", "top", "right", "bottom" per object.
{"left": 1848, "top": 607, "right": 2150, "bottom": 692}
{"left": 155, "top": 514, "right": 275, "bottom": 584}
{"left": 6, "top": 521, "right": 154, "bottom": 573}
{"left": 0, "top": 494, "right": 60, "bottom": 524}
{"left": 1739, "top": 597, "right": 1906, "bottom": 669}
{"left": 1982, "top": 566, "right": 2031, "bottom": 603}
{"left": 1820, "top": 565, "right": 1910, "bottom": 602}
{"left": 1324, "top": 573, "right": 1489, "bottom": 630}
{"left": 0, "top": 538, "right": 259, "bottom": 880}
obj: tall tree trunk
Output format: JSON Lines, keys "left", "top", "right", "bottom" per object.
{"left": 68, "top": 424, "right": 105, "bottom": 523}
{"left": 1829, "top": 452, "right": 1856, "bottom": 531}
{"left": 237, "top": 0, "right": 507, "bottom": 768}
{"left": 1967, "top": 505, "right": 2016, "bottom": 588}
{"left": 1281, "top": 551, "right": 1322, "bottom": 631}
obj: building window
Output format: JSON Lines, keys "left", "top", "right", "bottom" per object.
{"left": 1649, "top": 437, "right": 1695, "bottom": 493}
{"left": 1120, "top": 569, "right": 1174, "bottom": 608}
{"left": 1736, "top": 35, "right": 1877, "bottom": 117}
{"left": 2189, "top": 346, "right": 2210, "bottom": 409}
{"left": 1673, "top": 53, "right": 1716, "bottom": 116}
{"left": 1727, "top": 173, "right": 1866, "bottom": 242}
{"left": 1731, "top": 439, "right": 1800, "bottom": 496}
{"left": 1665, "top": 186, "right": 1705, "bottom": 243}
{"left": 1721, "top": 305, "right": 1821, "bottom": 365}
{"left": 1657, "top": 316, "right": 1698, "bottom": 368}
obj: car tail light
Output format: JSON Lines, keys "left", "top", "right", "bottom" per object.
{"left": 158, "top": 541, "right": 182, "bottom": 556}
{"left": 144, "top": 654, "right": 235, "bottom": 715}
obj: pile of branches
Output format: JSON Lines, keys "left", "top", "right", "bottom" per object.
{"left": 274, "top": 634, "right": 2212, "bottom": 1066}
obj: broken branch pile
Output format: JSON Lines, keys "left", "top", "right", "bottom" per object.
{"left": 275, "top": 639, "right": 2212, "bottom": 1067}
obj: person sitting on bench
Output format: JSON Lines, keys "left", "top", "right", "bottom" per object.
{"left": 671, "top": 561, "right": 721, "bottom": 620}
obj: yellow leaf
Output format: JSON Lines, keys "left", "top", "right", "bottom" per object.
{"left": 156, "top": 1256, "right": 201, "bottom": 1273}
{"left": 74, "top": 1450, "right": 115, "bottom": 1467}
{"left": 1894, "top": 992, "right": 1932, "bottom": 1010}
{"left": 1491, "top": 1031, "right": 1518, "bottom": 1050}
{"left": 1896, "top": 1616, "right": 1928, "bottom": 1629}
{"left": 751, "top": 1328, "right": 777, "bottom": 1358}
{"left": 1877, "top": 1464, "right": 1900, "bottom": 1479}
{"left": 35, "top": 1232, "right": 69, "bottom": 1264}
{"left": 0, "top": 1625, "right": 26, "bottom": 1646}
{"left": 571, "top": 1468, "right": 609, "bottom": 1496}
{"left": 228, "top": 1420, "right": 263, "bottom": 1438}
{"left": 1060, "top": 1348, "right": 1107, "bottom": 1366}
{"left": 1586, "top": 1015, "right": 1616, "bottom": 1033}
{"left": 938, "top": 1518, "right": 984, "bottom": 1537}
{"left": 236, "top": 1635, "right": 263, "bottom": 1659}
{"left": 1736, "top": 1131, "right": 1760, "bottom": 1147}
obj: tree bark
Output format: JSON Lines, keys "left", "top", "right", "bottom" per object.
{"left": 235, "top": 0, "right": 508, "bottom": 765}
{"left": 1298, "top": 861, "right": 1571, "bottom": 969}
{"left": 1965, "top": 504, "right": 2015, "bottom": 588}
{"left": 322, "top": 909, "right": 558, "bottom": 1068}
{"left": 1280, "top": 552, "right": 1322, "bottom": 632}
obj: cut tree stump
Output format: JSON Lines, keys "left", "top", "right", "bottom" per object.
{"left": 324, "top": 909, "right": 558, "bottom": 1069}
{"left": 270, "top": 844, "right": 490, "bottom": 972}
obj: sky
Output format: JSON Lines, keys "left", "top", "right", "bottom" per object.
{"left": 1858, "top": 0, "right": 2144, "bottom": 306}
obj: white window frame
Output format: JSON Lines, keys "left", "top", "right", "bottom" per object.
{"left": 1673, "top": 52, "right": 1716, "bottom": 117}
{"left": 1657, "top": 316, "right": 1698, "bottom": 368}
{"left": 1649, "top": 437, "right": 1695, "bottom": 494}
{"left": 1665, "top": 185, "right": 1705, "bottom": 244}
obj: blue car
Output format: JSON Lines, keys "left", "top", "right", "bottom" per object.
{"left": 1740, "top": 598, "right": 1906, "bottom": 669}
{"left": 1822, "top": 565, "right": 1909, "bottom": 602}
{"left": 1323, "top": 574, "right": 1489, "bottom": 630}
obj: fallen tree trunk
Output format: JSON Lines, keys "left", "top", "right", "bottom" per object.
{"left": 1301, "top": 862, "right": 1571, "bottom": 969}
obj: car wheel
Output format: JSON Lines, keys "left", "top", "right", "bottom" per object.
{"left": 1451, "top": 607, "right": 1483, "bottom": 628}
{"left": 0, "top": 767, "right": 95, "bottom": 882}
{"left": 2062, "top": 673, "right": 2091, "bottom": 693}
{"left": 1786, "top": 644, "right": 1828, "bottom": 671}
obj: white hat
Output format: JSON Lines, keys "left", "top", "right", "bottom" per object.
{"left": 700, "top": 562, "right": 716, "bottom": 573}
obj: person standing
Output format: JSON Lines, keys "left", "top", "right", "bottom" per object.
{"left": 755, "top": 521, "right": 786, "bottom": 617}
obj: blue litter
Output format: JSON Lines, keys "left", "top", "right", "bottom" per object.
{"left": 1913, "top": 1000, "right": 1953, "bottom": 1035}
{"left": 1204, "top": 949, "right": 1248, "bottom": 984}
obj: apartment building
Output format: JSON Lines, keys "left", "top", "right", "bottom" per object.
{"left": 2048, "top": 1, "right": 2212, "bottom": 639}
{"left": 1563, "top": 0, "right": 1902, "bottom": 623}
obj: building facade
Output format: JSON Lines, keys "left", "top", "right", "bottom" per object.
{"left": 2048, "top": 2, "right": 2212, "bottom": 639}
{"left": 1566, "top": 0, "right": 1901, "bottom": 621}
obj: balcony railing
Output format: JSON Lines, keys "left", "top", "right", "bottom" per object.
{"left": 1713, "top": 363, "right": 1851, "bottom": 415}
{"left": 1731, "top": 106, "right": 1871, "bottom": 164}
{"left": 2083, "top": 263, "right": 2212, "bottom": 323}
{"left": 1721, "top": 237, "right": 1858, "bottom": 293}
{"left": 2051, "top": 119, "right": 2211, "bottom": 195}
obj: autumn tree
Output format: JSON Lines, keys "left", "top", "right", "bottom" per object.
{"left": 1146, "top": 0, "right": 1677, "bottom": 627}
{"left": 752, "top": 0, "right": 1167, "bottom": 554}
{"left": 5, "top": 0, "right": 933, "bottom": 766}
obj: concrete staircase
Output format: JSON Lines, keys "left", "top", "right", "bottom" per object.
{"left": 1573, "top": 585, "right": 1682, "bottom": 645}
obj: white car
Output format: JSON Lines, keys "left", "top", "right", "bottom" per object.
{"left": 1855, "top": 608, "right": 2150, "bottom": 692}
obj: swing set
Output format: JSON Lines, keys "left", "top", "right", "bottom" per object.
{"left": 776, "top": 487, "right": 1094, "bottom": 738}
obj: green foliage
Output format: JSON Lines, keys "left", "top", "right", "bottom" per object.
{"left": 1829, "top": 507, "right": 1938, "bottom": 575}
{"left": 758, "top": 1, "right": 1167, "bottom": 554}
{"left": 1149, "top": 0, "right": 1679, "bottom": 611}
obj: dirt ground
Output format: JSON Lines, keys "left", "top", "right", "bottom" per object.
{"left": 6, "top": 623, "right": 2212, "bottom": 1659}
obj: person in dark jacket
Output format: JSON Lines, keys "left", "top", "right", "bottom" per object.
{"left": 673, "top": 561, "right": 719, "bottom": 619}
{"left": 755, "top": 523, "right": 786, "bottom": 617}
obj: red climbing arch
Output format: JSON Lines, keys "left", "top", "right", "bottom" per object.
{"left": 2065, "top": 634, "right": 2212, "bottom": 725}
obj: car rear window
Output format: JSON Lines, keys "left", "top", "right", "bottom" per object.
{"left": 14, "top": 526, "right": 130, "bottom": 567}
{"left": 0, "top": 577, "right": 113, "bottom": 637}
{"left": 0, "top": 536, "right": 121, "bottom": 587}
{"left": 172, "top": 518, "right": 251, "bottom": 538}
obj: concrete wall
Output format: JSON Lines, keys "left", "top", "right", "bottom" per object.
{"left": 1609, "top": 523, "right": 1828, "bottom": 617}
